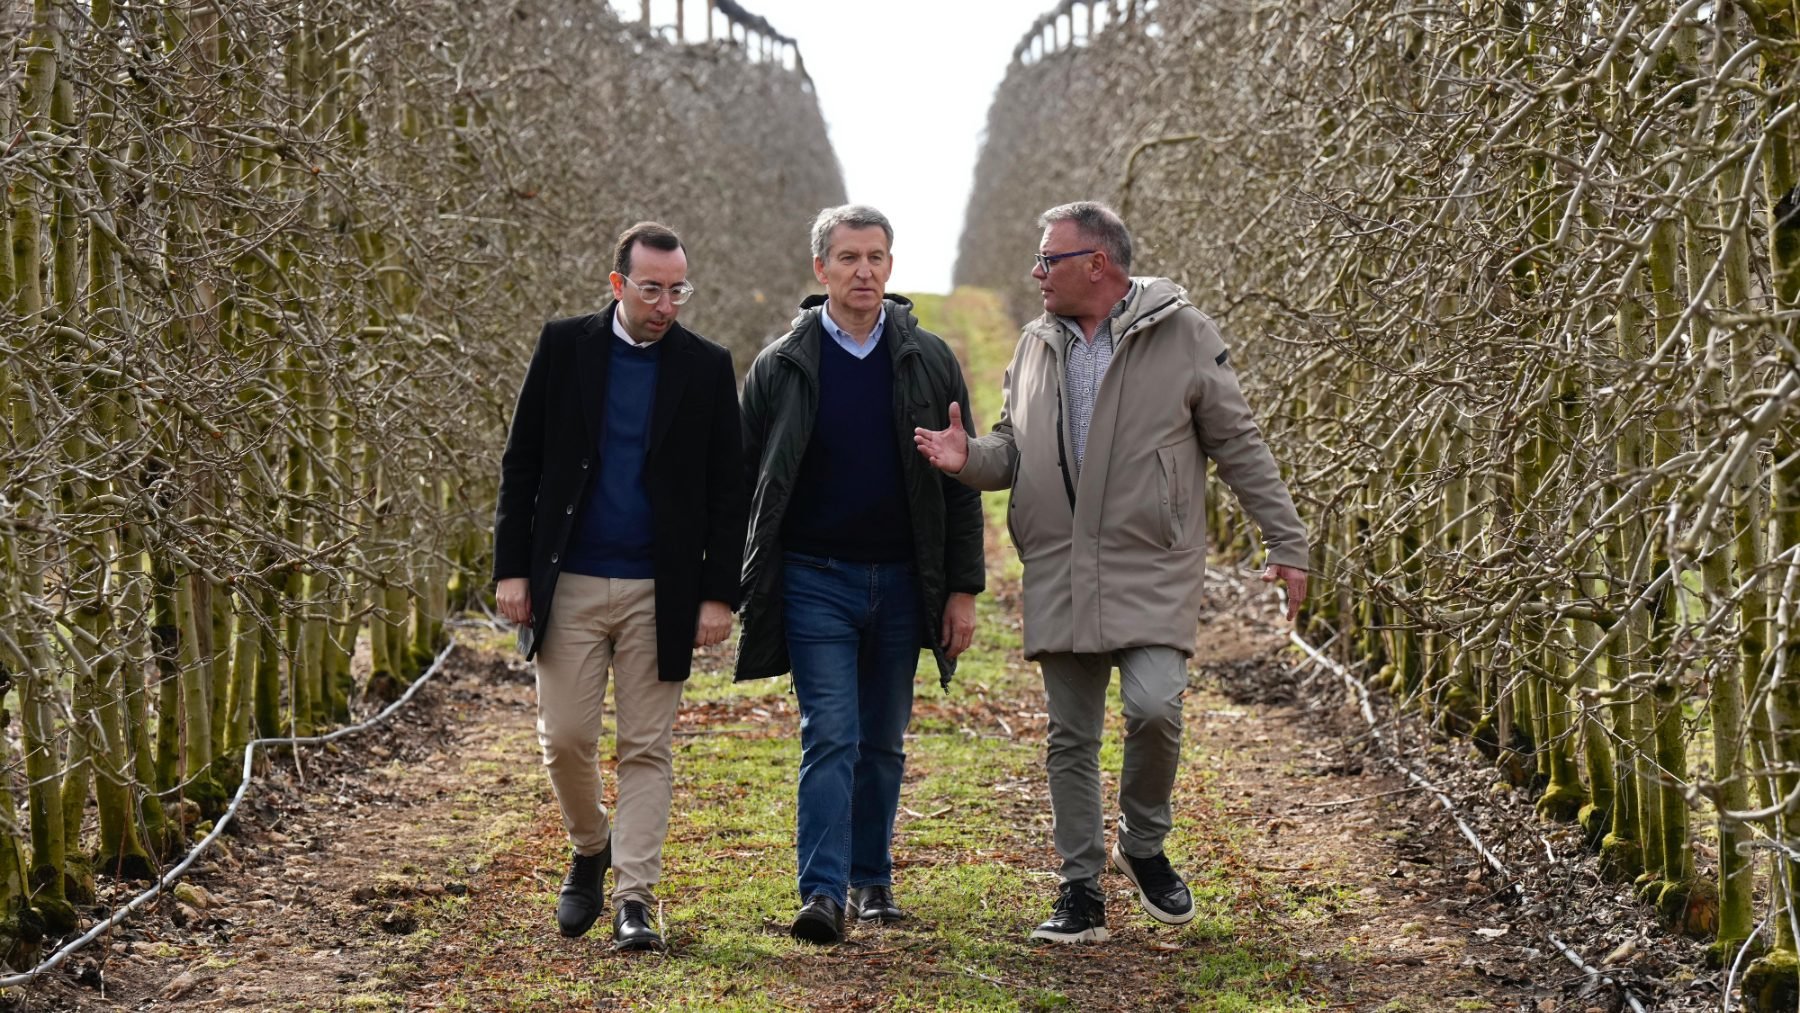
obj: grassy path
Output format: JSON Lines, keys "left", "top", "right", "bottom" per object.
{"left": 47, "top": 290, "right": 1544, "bottom": 1012}
{"left": 424, "top": 290, "right": 1323, "bottom": 1011}
{"left": 395, "top": 291, "right": 1532, "bottom": 1011}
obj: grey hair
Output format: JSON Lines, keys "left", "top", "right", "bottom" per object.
{"left": 1037, "top": 201, "right": 1132, "bottom": 272}
{"left": 810, "top": 204, "right": 894, "bottom": 259}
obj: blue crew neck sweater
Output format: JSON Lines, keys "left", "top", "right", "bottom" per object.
{"left": 782, "top": 331, "right": 913, "bottom": 562}
{"left": 564, "top": 337, "right": 661, "bottom": 578}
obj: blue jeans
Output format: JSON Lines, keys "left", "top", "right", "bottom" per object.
{"left": 782, "top": 552, "right": 920, "bottom": 905}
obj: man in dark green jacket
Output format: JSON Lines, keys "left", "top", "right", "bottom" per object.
{"left": 737, "top": 204, "right": 985, "bottom": 943}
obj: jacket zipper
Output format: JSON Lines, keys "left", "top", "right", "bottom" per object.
{"left": 1054, "top": 388, "right": 1076, "bottom": 510}
{"left": 1048, "top": 295, "right": 1181, "bottom": 512}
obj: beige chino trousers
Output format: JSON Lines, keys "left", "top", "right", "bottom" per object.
{"left": 534, "top": 573, "right": 683, "bottom": 906}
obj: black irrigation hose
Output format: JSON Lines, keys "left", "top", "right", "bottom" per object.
{"left": 1287, "top": 630, "right": 1650, "bottom": 1013}
{"left": 0, "top": 639, "right": 458, "bottom": 991}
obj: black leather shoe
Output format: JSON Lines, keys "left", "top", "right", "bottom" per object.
{"left": 1029, "top": 879, "right": 1109, "bottom": 943}
{"left": 612, "top": 899, "right": 664, "bottom": 952}
{"left": 790, "top": 893, "right": 845, "bottom": 944}
{"left": 849, "top": 884, "right": 906, "bottom": 923}
{"left": 555, "top": 840, "right": 610, "bottom": 938}
{"left": 1112, "top": 843, "right": 1195, "bottom": 925}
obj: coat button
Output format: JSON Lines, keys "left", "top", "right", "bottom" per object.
{"left": 581, "top": 458, "right": 590, "bottom": 469}
{"left": 565, "top": 504, "right": 574, "bottom": 515}
{"left": 550, "top": 552, "right": 559, "bottom": 564}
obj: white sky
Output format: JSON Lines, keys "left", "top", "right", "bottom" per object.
{"left": 616, "top": 0, "right": 1058, "bottom": 294}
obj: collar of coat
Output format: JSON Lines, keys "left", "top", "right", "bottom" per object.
{"left": 770, "top": 293, "right": 923, "bottom": 373}
{"left": 586, "top": 299, "right": 698, "bottom": 353}
{"left": 1025, "top": 276, "right": 1190, "bottom": 350}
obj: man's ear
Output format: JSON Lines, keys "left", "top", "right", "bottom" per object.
{"left": 608, "top": 271, "right": 625, "bottom": 301}
{"left": 812, "top": 257, "right": 829, "bottom": 286}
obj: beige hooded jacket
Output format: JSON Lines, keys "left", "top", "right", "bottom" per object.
{"left": 958, "top": 277, "right": 1309, "bottom": 659}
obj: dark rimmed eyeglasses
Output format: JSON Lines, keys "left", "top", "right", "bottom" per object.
{"left": 621, "top": 277, "right": 696, "bottom": 305}
{"left": 1033, "top": 249, "right": 1096, "bottom": 273}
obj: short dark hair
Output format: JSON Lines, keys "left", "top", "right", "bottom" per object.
{"left": 613, "top": 221, "right": 684, "bottom": 277}
{"left": 1037, "top": 201, "right": 1132, "bottom": 272}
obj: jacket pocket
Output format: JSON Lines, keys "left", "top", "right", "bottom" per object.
{"left": 1156, "top": 445, "right": 1183, "bottom": 548}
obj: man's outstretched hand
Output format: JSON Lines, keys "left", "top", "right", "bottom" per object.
{"left": 913, "top": 401, "right": 969, "bottom": 474}
{"left": 1261, "top": 565, "right": 1308, "bottom": 622}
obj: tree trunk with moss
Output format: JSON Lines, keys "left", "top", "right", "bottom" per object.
{"left": 1693, "top": 7, "right": 1760, "bottom": 957}
{"left": 7, "top": 0, "right": 76, "bottom": 936}
{"left": 1742, "top": 0, "right": 1800, "bottom": 998}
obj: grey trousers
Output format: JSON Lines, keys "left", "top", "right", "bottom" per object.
{"left": 1038, "top": 646, "right": 1188, "bottom": 884}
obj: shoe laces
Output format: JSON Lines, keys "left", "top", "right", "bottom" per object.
{"left": 567, "top": 850, "right": 606, "bottom": 881}
{"left": 1051, "top": 879, "right": 1101, "bottom": 917}
{"left": 1131, "top": 851, "right": 1182, "bottom": 895}
{"left": 620, "top": 899, "right": 651, "bottom": 922}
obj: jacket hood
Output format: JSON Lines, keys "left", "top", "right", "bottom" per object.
{"left": 1025, "top": 276, "right": 1191, "bottom": 346}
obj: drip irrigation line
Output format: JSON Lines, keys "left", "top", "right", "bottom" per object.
{"left": 0, "top": 638, "right": 458, "bottom": 992}
{"left": 1288, "top": 631, "right": 1649, "bottom": 1013}
{"left": 1722, "top": 910, "right": 1772, "bottom": 1013}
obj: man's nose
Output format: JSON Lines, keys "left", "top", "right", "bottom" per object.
{"left": 1030, "top": 263, "right": 1047, "bottom": 280}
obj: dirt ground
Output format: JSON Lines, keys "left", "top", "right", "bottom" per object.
{"left": 2, "top": 570, "right": 1712, "bottom": 1012}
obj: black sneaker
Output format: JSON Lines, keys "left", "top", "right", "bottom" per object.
{"left": 555, "top": 841, "right": 610, "bottom": 938}
{"left": 1111, "top": 843, "right": 1195, "bottom": 925}
{"left": 1029, "top": 879, "right": 1109, "bottom": 943}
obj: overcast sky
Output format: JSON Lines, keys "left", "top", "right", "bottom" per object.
{"left": 615, "top": 0, "right": 1057, "bottom": 294}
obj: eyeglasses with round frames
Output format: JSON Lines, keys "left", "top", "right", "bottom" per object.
{"left": 621, "top": 277, "right": 696, "bottom": 305}
{"left": 1033, "top": 249, "right": 1097, "bottom": 273}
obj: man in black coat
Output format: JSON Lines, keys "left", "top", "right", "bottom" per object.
{"left": 493, "top": 221, "right": 746, "bottom": 951}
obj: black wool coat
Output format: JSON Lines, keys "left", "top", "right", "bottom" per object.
{"left": 493, "top": 304, "right": 747, "bottom": 681}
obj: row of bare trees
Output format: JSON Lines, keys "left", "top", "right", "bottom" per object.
{"left": 0, "top": 0, "right": 839, "bottom": 969}
{"left": 962, "top": 0, "right": 1800, "bottom": 1004}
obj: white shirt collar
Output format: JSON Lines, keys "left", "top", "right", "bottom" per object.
{"left": 821, "top": 300, "right": 886, "bottom": 360}
{"left": 612, "top": 306, "right": 658, "bottom": 349}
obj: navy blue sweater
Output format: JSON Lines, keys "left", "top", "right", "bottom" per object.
{"left": 564, "top": 337, "right": 661, "bottom": 578}
{"left": 781, "top": 334, "right": 913, "bottom": 562}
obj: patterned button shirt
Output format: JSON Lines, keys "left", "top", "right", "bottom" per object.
{"left": 1059, "top": 284, "right": 1136, "bottom": 475}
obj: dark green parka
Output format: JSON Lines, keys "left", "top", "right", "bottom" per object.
{"left": 735, "top": 295, "right": 985, "bottom": 687}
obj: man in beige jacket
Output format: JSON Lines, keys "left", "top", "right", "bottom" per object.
{"left": 914, "top": 201, "right": 1309, "bottom": 943}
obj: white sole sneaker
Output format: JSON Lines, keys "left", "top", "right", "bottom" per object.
{"left": 1111, "top": 842, "right": 1197, "bottom": 925}
{"left": 1029, "top": 924, "right": 1112, "bottom": 944}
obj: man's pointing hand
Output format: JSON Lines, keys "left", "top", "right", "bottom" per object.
{"left": 913, "top": 401, "right": 969, "bottom": 474}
